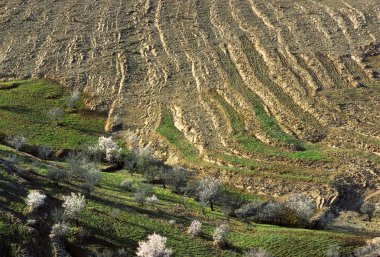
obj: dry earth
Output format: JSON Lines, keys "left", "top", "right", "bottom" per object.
{"left": 1, "top": 0, "right": 380, "bottom": 209}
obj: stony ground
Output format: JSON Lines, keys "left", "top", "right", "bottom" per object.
{"left": 1, "top": 0, "right": 380, "bottom": 220}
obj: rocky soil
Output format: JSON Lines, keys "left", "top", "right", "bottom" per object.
{"left": 1, "top": 0, "right": 380, "bottom": 209}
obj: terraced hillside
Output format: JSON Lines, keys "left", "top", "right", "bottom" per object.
{"left": 1, "top": 0, "right": 380, "bottom": 207}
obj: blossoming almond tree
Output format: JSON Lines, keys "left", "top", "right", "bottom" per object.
{"left": 26, "top": 190, "right": 47, "bottom": 211}
{"left": 136, "top": 233, "right": 172, "bottom": 257}
{"left": 62, "top": 193, "right": 85, "bottom": 222}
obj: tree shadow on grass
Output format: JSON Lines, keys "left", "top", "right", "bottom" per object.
{"left": 0, "top": 105, "right": 32, "bottom": 114}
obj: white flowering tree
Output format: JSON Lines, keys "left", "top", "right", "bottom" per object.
{"left": 51, "top": 222, "right": 70, "bottom": 238}
{"left": 213, "top": 224, "right": 229, "bottom": 248}
{"left": 96, "top": 136, "right": 122, "bottom": 162}
{"left": 26, "top": 191, "right": 47, "bottom": 211}
{"left": 62, "top": 193, "right": 85, "bottom": 221}
{"left": 187, "top": 220, "right": 202, "bottom": 237}
{"left": 136, "top": 233, "right": 172, "bottom": 257}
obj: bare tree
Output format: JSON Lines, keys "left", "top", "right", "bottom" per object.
{"left": 284, "top": 193, "right": 316, "bottom": 226}
{"left": 360, "top": 202, "right": 376, "bottom": 222}
{"left": 133, "top": 184, "right": 153, "bottom": 206}
{"left": 83, "top": 168, "right": 101, "bottom": 193}
{"left": 164, "top": 166, "right": 191, "bottom": 194}
{"left": 197, "top": 178, "right": 222, "bottom": 211}
{"left": 254, "top": 202, "right": 287, "bottom": 225}
{"left": 47, "top": 167, "right": 68, "bottom": 186}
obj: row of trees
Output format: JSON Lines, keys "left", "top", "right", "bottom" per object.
{"left": 26, "top": 190, "right": 85, "bottom": 237}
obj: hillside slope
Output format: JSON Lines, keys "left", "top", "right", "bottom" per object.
{"left": 1, "top": 0, "right": 380, "bottom": 206}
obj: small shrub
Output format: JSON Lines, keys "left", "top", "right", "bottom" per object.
{"left": 95, "top": 250, "right": 114, "bottom": 257}
{"left": 213, "top": 224, "right": 229, "bottom": 248}
{"left": 7, "top": 135, "right": 26, "bottom": 150}
{"left": 147, "top": 194, "right": 159, "bottom": 205}
{"left": 120, "top": 179, "right": 134, "bottom": 191}
{"left": 116, "top": 249, "right": 128, "bottom": 257}
{"left": 136, "top": 233, "right": 172, "bottom": 257}
{"left": 134, "top": 192, "right": 147, "bottom": 206}
{"left": 62, "top": 193, "right": 85, "bottom": 220}
{"left": 111, "top": 114, "right": 123, "bottom": 131}
{"left": 110, "top": 208, "right": 121, "bottom": 219}
{"left": 26, "top": 191, "right": 46, "bottom": 211}
{"left": 326, "top": 245, "right": 341, "bottom": 257}
{"left": 243, "top": 248, "right": 272, "bottom": 257}
{"left": 353, "top": 239, "right": 380, "bottom": 257}
{"left": 37, "top": 146, "right": 55, "bottom": 159}
{"left": 187, "top": 220, "right": 202, "bottom": 237}
{"left": 67, "top": 89, "right": 80, "bottom": 109}
{"left": 66, "top": 154, "right": 98, "bottom": 180}
{"left": 168, "top": 220, "right": 176, "bottom": 226}
{"left": 142, "top": 164, "right": 160, "bottom": 183}
{"left": 135, "top": 147, "right": 154, "bottom": 169}
{"left": 48, "top": 107, "right": 64, "bottom": 125}
{"left": 96, "top": 249, "right": 132, "bottom": 257}
{"left": 317, "top": 211, "right": 335, "bottom": 229}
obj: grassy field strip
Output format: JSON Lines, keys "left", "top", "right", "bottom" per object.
{"left": 0, "top": 143, "right": 368, "bottom": 256}
{"left": 157, "top": 110, "right": 199, "bottom": 162}
{"left": 0, "top": 79, "right": 105, "bottom": 150}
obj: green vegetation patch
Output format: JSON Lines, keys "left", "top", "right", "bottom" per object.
{"left": 216, "top": 47, "right": 302, "bottom": 148}
{"left": 157, "top": 110, "right": 199, "bottom": 161}
{"left": 0, "top": 79, "right": 105, "bottom": 150}
{"left": 0, "top": 146, "right": 366, "bottom": 256}
{"left": 214, "top": 93, "right": 327, "bottom": 161}
{"left": 230, "top": 224, "right": 364, "bottom": 257}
